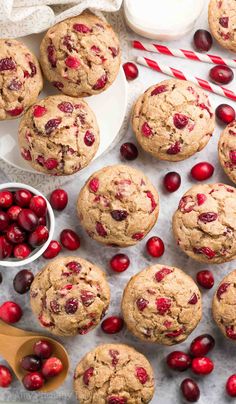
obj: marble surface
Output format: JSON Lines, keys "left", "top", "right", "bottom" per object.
{"left": 0, "top": 1, "right": 236, "bottom": 403}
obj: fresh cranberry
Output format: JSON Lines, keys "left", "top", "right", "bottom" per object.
{"left": 216, "top": 104, "right": 235, "bottom": 124}
{"left": 14, "top": 189, "right": 32, "bottom": 207}
{"left": 43, "top": 240, "right": 61, "bottom": 259}
{"left": 6, "top": 223, "right": 26, "bottom": 244}
{"left": 198, "top": 212, "right": 218, "bottom": 223}
{"left": 73, "top": 23, "right": 91, "bottom": 33}
{"left": 155, "top": 267, "right": 173, "bottom": 282}
{"left": 83, "top": 367, "right": 94, "bottom": 385}
{"left": 120, "top": 142, "right": 138, "bottom": 160}
{"left": 13, "top": 269, "right": 34, "bottom": 294}
{"left": 173, "top": 113, "right": 189, "bottom": 129}
{"left": 167, "top": 141, "right": 181, "bottom": 155}
{"left": 0, "top": 58, "right": 16, "bottom": 71}
{"left": 22, "top": 372, "right": 44, "bottom": 391}
{"left": 156, "top": 297, "right": 171, "bottom": 314}
{"left": 219, "top": 16, "right": 229, "bottom": 27}
{"left": 0, "top": 211, "right": 9, "bottom": 231}
{"left": 28, "top": 225, "right": 49, "bottom": 247}
{"left": 226, "top": 375, "right": 236, "bottom": 397}
{"left": 18, "top": 209, "right": 38, "bottom": 232}
{"left": 49, "top": 189, "right": 68, "bottom": 211}
{"left": 60, "top": 229, "right": 80, "bottom": 250}
{"left": 217, "top": 282, "right": 230, "bottom": 300}
{"left": 196, "top": 270, "right": 214, "bottom": 289}
{"left": 146, "top": 236, "right": 165, "bottom": 258}
{"left": 141, "top": 122, "right": 153, "bottom": 137}
{"left": 66, "top": 261, "right": 81, "bottom": 273}
{"left": 191, "top": 357, "right": 214, "bottom": 375}
{"left": 8, "top": 79, "right": 22, "bottom": 91}
{"left": 84, "top": 131, "right": 95, "bottom": 146}
{"left": 101, "top": 316, "right": 124, "bottom": 334}
{"left": 33, "top": 340, "right": 53, "bottom": 359}
{"left": 65, "top": 56, "right": 80, "bottom": 69}
{"left": 151, "top": 85, "right": 167, "bottom": 95}
{"left": 29, "top": 196, "right": 47, "bottom": 217}
{"left": 93, "top": 74, "right": 107, "bottom": 90}
{"left": 0, "top": 301, "right": 22, "bottom": 323}
{"left": 191, "top": 162, "right": 214, "bottom": 181}
{"left": 110, "top": 253, "right": 130, "bottom": 272}
{"left": 209, "top": 65, "right": 234, "bottom": 85}
{"left": 65, "top": 297, "right": 78, "bottom": 314}
{"left": 6, "top": 107, "right": 24, "bottom": 117}
{"left": 45, "top": 118, "right": 62, "bottom": 135}
{"left": 193, "top": 29, "right": 213, "bottom": 52}
{"left": 163, "top": 172, "right": 181, "bottom": 192}
{"left": 58, "top": 101, "right": 74, "bottom": 113}
{"left": 0, "top": 236, "right": 12, "bottom": 259}
{"left": 123, "top": 62, "right": 139, "bottom": 80}
{"left": 166, "top": 351, "right": 192, "bottom": 372}
{"left": 136, "top": 298, "right": 149, "bottom": 311}
{"left": 89, "top": 178, "right": 99, "bottom": 193}
{"left": 190, "top": 334, "right": 215, "bottom": 357}
{"left": 7, "top": 205, "right": 22, "bottom": 221}
{"left": 107, "top": 397, "right": 127, "bottom": 404}
{"left": 42, "top": 357, "right": 63, "bottom": 378}
{"left": 181, "top": 378, "right": 200, "bottom": 402}
{"left": 0, "top": 365, "right": 12, "bottom": 388}
{"left": 47, "top": 44, "right": 57, "bottom": 68}
{"left": 13, "top": 243, "right": 31, "bottom": 259}
{"left": 21, "top": 355, "right": 42, "bottom": 372}
{"left": 136, "top": 367, "right": 148, "bottom": 384}
{"left": 33, "top": 105, "right": 47, "bottom": 118}
{"left": 80, "top": 290, "right": 95, "bottom": 307}
{"left": 0, "top": 190, "right": 13, "bottom": 209}
{"left": 38, "top": 216, "right": 46, "bottom": 226}
{"left": 111, "top": 210, "right": 128, "bottom": 221}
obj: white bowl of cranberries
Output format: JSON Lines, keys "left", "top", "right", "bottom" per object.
{"left": 0, "top": 183, "right": 55, "bottom": 267}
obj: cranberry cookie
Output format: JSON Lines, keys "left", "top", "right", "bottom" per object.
{"left": 212, "top": 270, "right": 236, "bottom": 341}
{"left": 77, "top": 164, "right": 159, "bottom": 247}
{"left": 218, "top": 120, "right": 236, "bottom": 184}
{"left": 18, "top": 94, "right": 99, "bottom": 175}
{"left": 0, "top": 39, "right": 43, "bottom": 120}
{"left": 132, "top": 79, "right": 215, "bottom": 161}
{"left": 209, "top": 0, "right": 236, "bottom": 53}
{"left": 173, "top": 183, "right": 236, "bottom": 264}
{"left": 122, "top": 265, "right": 202, "bottom": 345}
{"left": 74, "top": 344, "right": 155, "bottom": 403}
{"left": 40, "top": 12, "right": 121, "bottom": 97}
{"left": 30, "top": 256, "right": 110, "bottom": 336}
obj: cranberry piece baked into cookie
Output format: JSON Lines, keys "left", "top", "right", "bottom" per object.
{"left": 30, "top": 256, "right": 110, "bottom": 336}
{"left": 208, "top": 0, "right": 236, "bottom": 53}
{"left": 74, "top": 344, "right": 155, "bottom": 403}
{"left": 173, "top": 183, "right": 236, "bottom": 264}
{"left": 218, "top": 120, "right": 236, "bottom": 184}
{"left": 40, "top": 12, "right": 121, "bottom": 97}
{"left": 121, "top": 265, "right": 202, "bottom": 345}
{"left": 18, "top": 94, "right": 99, "bottom": 175}
{"left": 77, "top": 164, "right": 159, "bottom": 247}
{"left": 212, "top": 270, "right": 236, "bottom": 341}
{"left": 132, "top": 79, "right": 215, "bottom": 161}
{"left": 0, "top": 39, "right": 43, "bottom": 121}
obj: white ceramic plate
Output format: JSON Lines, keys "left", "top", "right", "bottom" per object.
{"left": 0, "top": 34, "right": 128, "bottom": 174}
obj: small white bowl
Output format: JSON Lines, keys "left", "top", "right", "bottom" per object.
{"left": 0, "top": 182, "right": 55, "bottom": 267}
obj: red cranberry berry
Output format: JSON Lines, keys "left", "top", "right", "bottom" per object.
{"left": 14, "top": 189, "right": 32, "bottom": 207}
{"left": 146, "top": 236, "right": 165, "bottom": 258}
{"left": 13, "top": 243, "right": 31, "bottom": 260}
{"left": 110, "top": 253, "right": 130, "bottom": 273}
{"left": 196, "top": 270, "right": 214, "bottom": 289}
{"left": 166, "top": 351, "right": 192, "bottom": 372}
{"left": 7, "top": 205, "right": 22, "bottom": 221}
{"left": 33, "top": 340, "right": 53, "bottom": 359}
{"left": 28, "top": 225, "right": 49, "bottom": 247}
{"left": 181, "top": 378, "right": 200, "bottom": 402}
{"left": 50, "top": 189, "right": 68, "bottom": 211}
{"left": 101, "top": 316, "right": 124, "bottom": 334}
{"left": 13, "top": 270, "right": 34, "bottom": 294}
{"left": 0, "top": 365, "right": 12, "bottom": 388}
{"left": 6, "top": 223, "right": 26, "bottom": 244}
{"left": 123, "top": 62, "right": 139, "bottom": 81}
{"left": 226, "top": 375, "right": 236, "bottom": 397}
{"left": 163, "top": 172, "right": 181, "bottom": 193}
{"left": 18, "top": 209, "right": 38, "bottom": 232}
{"left": 0, "top": 301, "right": 22, "bottom": 323}
{"left": 43, "top": 240, "right": 62, "bottom": 259}
{"left": 193, "top": 29, "right": 213, "bottom": 52}
{"left": 191, "top": 162, "right": 214, "bottom": 181}
{"left": 0, "top": 236, "right": 12, "bottom": 259}
{"left": 29, "top": 196, "right": 47, "bottom": 217}
{"left": 22, "top": 372, "right": 44, "bottom": 391}
{"left": 190, "top": 334, "right": 215, "bottom": 357}
{"left": 60, "top": 229, "right": 80, "bottom": 250}
{"left": 120, "top": 142, "right": 138, "bottom": 161}
{"left": 21, "top": 355, "right": 42, "bottom": 372}
{"left": 0, "top": 190, "right": 13, "bottom": 209}
{"left": 216, "top": 104, "right": 235, "bottom": 124}
{"left": 209, "top": 65, "right": 234, "bottom": 85}
{"left": 0, "top": 211, "right": 9, "bottom": 231}
{"left": 42, "top": 357, "right": 63, "bottom": 378}
{"left": 191, "top": 357, "right": 214, "bottom": 375}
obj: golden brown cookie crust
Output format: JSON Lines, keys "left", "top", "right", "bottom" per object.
{"left": 121, "top": 265, "right": 202, "bottom": 345}
{"left": 208, "top": 0, "right": 236, "bottom": 53}
{"left": 74, "top": 343, "right": 155, "bottom": 404}
{"left": 218, "top": 120, "right": 236, "bottom": 184}
{"left": 30, "top": 256, "right": 110, "bottom": 336}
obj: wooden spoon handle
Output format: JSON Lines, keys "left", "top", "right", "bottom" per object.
{"left": 0, "top": 320, "right": 35, "bottom": 337}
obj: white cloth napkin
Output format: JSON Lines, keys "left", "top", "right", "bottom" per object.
{"left": 0, "top": 0, "right": 122, "bottom": 38}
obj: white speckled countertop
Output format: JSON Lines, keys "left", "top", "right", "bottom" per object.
{"left": 0, "top": 1, "right": 236, "bottom": 403}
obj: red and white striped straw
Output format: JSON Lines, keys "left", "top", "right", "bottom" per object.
{"left": 133, "top": 40, "right": 236, "bottom": 69}
{"left": 136, "top": 56, "right": 236, "bottom": 102}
